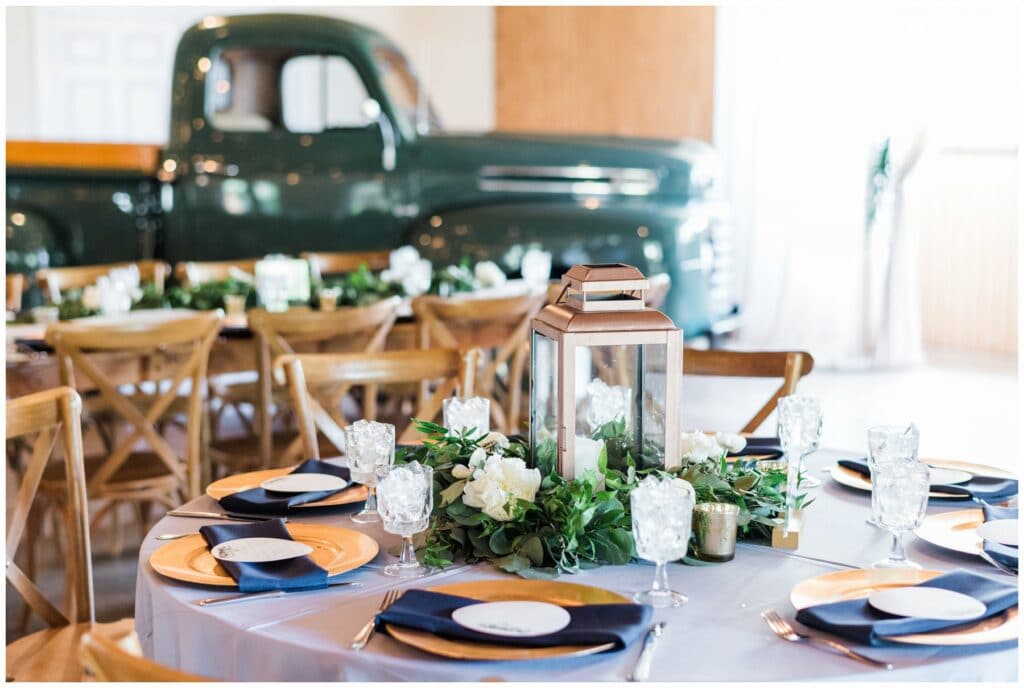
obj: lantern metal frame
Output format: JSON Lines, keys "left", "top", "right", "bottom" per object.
{"left": 530, "top": 264, "right": 682, "bottom": 478}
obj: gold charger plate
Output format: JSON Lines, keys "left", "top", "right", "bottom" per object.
{"left": 829, "top": 457, "right": 1016, "bottom": 500}
{"left": 385, "top": 579, "right": 628, "bottom": 660}
{"left": 790, "top": 568, "right": 1018, "bottom": 646}
{"left": 149, "top": 523, "right": 378, "bottom": 587}
{"left": 205, "top": 466, "right": 368, "bottom": 509}
{"left": 915, "top": 509, "right": 984, "bottom": 556}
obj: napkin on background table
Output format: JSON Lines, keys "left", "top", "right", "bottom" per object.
{"left": 729, "top": 437, "right": 783, "bottom": 460}
{"left": 377, "top": 589, "right": 652, "bottom": 650}
{"left": 836, "top": 459, "right": 1018, "bottom": 502}
{"left": 199, "top": 518, "right": 328, "bottom": 593}
{"left": 219, "top": 459, "right": 353, "bottom": 515}
{"left": 794, "top": 569, "right": 1018, "bottom": 646}
{"left": 981, "top": 503, "right": 1019, "bottom": 572}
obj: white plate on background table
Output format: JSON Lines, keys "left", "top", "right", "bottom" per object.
{"left": 975, "top": 519, "right": 1019, "bottom": 547}
{"left": 790, "top": 568, "right": 1018, "bottom": 646}
{"left": 211, "top": 537, "right": 313, "bottom": 563}
{"left": 451, "top": 601, "right": 571, "bottom": 638}
{"left": 915, "top": 509, "right": 985, "bottom": 556}
{"left": 926, "top": 467, "right": 973, "bottom": 486}
{"left": 868, "top": 587, "right": 987, "bottom": 621}
{"left": 259, "top": 473, "right": 349, "bottom": 494}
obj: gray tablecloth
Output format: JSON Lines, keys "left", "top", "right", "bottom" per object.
{"left": 134, "top": 451, "right": 1018, "bottom": 681}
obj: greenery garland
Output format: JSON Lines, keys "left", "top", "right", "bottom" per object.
{"left": 397, "top": 420, "right": 813, "bottom": 579}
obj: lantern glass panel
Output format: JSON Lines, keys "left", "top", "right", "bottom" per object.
{"left": 530, "top": 330, "right": 559, "bottom": 475}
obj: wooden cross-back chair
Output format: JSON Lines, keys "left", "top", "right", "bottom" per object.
{"left": 301, "top": 249, "right": 391, "bottom": 281}
{"left": 5, "top": 387, "right": 137, "bottom": 682}
{"left": 278, "top": 347, "right": 480, "bottom": 453}
{"left": 45, "top": 311, "right": 221, "bottom": 514}
{"left": 683, "top": 348, "right": 815, "bottom": 433}
{"left": 7, "top": 272, "right": 26, "bottom": 314}
{"left": 80, "top": 630, "right": 209, "bottom": 682}
{"left": 245, "top": 297, "right": 402, "bottom": 468}
{"left": 174, "top": 257, "right": 259, "bottom": 287}
{"left": 412, "top": 291, "right": 547, "bottom": 434}
{"left": 35, "top": 259, "right": 171, "bottom": 304}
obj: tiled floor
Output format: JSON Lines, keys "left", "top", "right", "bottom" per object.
{"left": 6, "top": 349, "right": 1018, "bottom": 641}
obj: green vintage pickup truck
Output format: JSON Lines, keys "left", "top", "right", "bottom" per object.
{"left": 6, "top": 13, "right": 736, "bottom": 337}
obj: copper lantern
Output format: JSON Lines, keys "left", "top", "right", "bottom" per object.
{"left": 530, "top": 264, "right": 682, "bottom": 480}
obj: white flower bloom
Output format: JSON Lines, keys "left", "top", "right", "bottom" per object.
{"left": 680, "top": 430, "right": 725, "bottom": 462}
{"left": 468, "top": 447, "right": 488, "bottom": 470}
{"left": 715, "top": 432, "right": 747, "bottom": 454}
{"left": 81, "top": 286, "right": 102, "bottom": 310}
{"left": 381, "top": 247, "right": 433, "bottom": 297}
{"left": 461, "top": 454, "right": 541, "bottom": 521}
{"left": 388, "top": 246, "right": 422, "bottom": 274}
{"left": 474, "top": 261, "right": 506, "bottom": 288}
{"left": 399, "top": 259, "right": 432, "bottom": 297}
{"left": 451, "top": 464, "right": 472, "bottom": 480}
{"left": 520, "top": 249, "right": 552, "bottom": 286}
{"left": 479, "top": 432, "right": 510, "bottom": 450}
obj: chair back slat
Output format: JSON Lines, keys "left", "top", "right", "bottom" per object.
{"left": 36, "top": 260, "right": 170, "bottom": 304}
{"left": 412, "top": 291, "right": 546, "bottom": 434}
{"left": 45, "top": 311, "right": 222, "bottom": 498}
{"left": 174, "top": 258, "right": 259, "bottom": 287}
{"left": 5, "top": 387, "right": 93, "bottom": 626}
{"left": 80, "top": 630, "right": 209, "bottom": 681}
{"left": 301, "top": 250, "right": 390, "bottom": 281}
{"left": 7, "top": 272, "right": 25, "bottom": 313}
{"left": 247, "top": 298, "right": 401, "bottom": 467}
{"left": 278, "top": 348, "right": 479, "bottom": 453}
{"left": 683, "top": 348, "right": 815, "bottom": 433}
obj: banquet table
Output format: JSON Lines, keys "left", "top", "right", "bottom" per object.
{"left": 134, "top": 449, "right": 1018, "bottom": 682}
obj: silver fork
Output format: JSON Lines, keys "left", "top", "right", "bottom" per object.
{"left": 761, "top": 609, "right": 893, "bottom": 670}
{"left": 350, "top": 588, "right": 404, "bottom": 650}
{"left": 979, "top": 551, "right": 1018, "bottom": 577}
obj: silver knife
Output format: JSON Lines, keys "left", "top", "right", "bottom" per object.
{"left": 197, "top": 581, "right": 360, "bottom": 607}
{"left": 627, "top": 622, "right": 665, "bottom": 682}
{"left": 168, "top": 510, "right": 286, "bottom": 523}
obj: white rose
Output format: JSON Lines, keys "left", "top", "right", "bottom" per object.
{"left": 388, "top": 246, "right": 422, "bottom": 274}
{"left": 400, "top": 259, "right": 433, "bottom": 297}
{"left": 520, "top": 249, "right": 552, "bottom": 286}
{"left": 474, "top": 261, "right": 506, "bottom": 288}
{"left": 461, "top": 454, "right": 541, "bottom": 521}
{"left": 680, "top": 430, "right": 725, "bottom": 462}
{"left": 81, "top": 285, "right": 102, "bottom": 310}
{"left": 715, "top": 432, "right": 746, "bottom": 454}
{"left": 479, "top": 432, "right": 510, "bottom": 450}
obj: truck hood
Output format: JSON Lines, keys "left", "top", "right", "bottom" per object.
{"left": 415, "top": 130, "right": 720, "bottom": 199}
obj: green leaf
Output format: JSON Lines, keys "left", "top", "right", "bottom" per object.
{"left": 488, "top": 528, "right": 513, "bottom": 556}
{"left": 519, "top": 534, "right": 545, "bottom": 565}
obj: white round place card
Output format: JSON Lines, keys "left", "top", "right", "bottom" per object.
{"left": 927, "top": 467, "right": 973, "bottom": 486}
{"left": 451, "top": 601, "right": 571, "bottom": 638}
{"left": 211, "top": 537, "right": 313, "bottom": 563}
{"left": 975, "top": 519, "right": 1019, "bottom": 547}
{"left": 260, "top": 473, "right": 348, "bottom": 493}
{"left": 868, "top": 587, "right": 987, "bottom": 621}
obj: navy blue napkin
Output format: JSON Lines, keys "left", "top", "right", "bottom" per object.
{"left": 377, "top": 589, "right": 652, "bottom": 650}
{"left": 729, "top": 436, "right": 783, "bottom": 460}
{"left": 219, "top": 459, "right": 353, "bottom": 515}
{"left": 981, "top": 503, "right": 1018, "bottom": 572}
{"left": 836, "top": 459, "right": 1018, "bottom": 502}
{"left": 199, "top": 519, "right": 328, "bottom": 593}
{"left": 795, "top": 569, "right": 1018, "bottom": 646}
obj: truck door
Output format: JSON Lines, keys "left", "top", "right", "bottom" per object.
{"left": 179, "top": 46, "right": 407, "bottom": 261}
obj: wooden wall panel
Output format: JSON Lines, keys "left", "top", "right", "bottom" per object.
{"left": 496, "top": 6, "right": 715, "bottom": 140}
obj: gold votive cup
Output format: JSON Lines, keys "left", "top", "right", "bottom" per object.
{"left": 318, "top": 288, "right": 340, "bottom": 312}
{"left": 223, "top": 294, "right": 247, "bottom": 316}
{"left": 693, "top": 502, "right": 740, "bottom": 562}
{"left": 756, "top": 459, "right": 788, "bottom": 474}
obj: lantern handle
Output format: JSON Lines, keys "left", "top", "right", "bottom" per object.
{"left": 554, "top": 284, "right": 570, "bottom": 305}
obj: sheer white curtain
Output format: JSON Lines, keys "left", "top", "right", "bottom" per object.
{"left": 712, "top": 2, "right": 982, "bottom": 368}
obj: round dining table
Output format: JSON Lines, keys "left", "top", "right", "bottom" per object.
{"left": 135, "top": 449, "right": 1018, "bottom": 681}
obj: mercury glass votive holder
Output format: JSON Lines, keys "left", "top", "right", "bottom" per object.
{"left": 692, "top": 502, "right": 740, "bottom": 562}
{"left": 223, "top": 294, "right": 247, "bottom": 316}
{"left": 318, "top": 287, "right": 340, "bottom": 312}
{"left": 442, "top": 396, "right": 490, "bottom": 438}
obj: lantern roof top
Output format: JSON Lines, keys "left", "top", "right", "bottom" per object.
{"left": 562, "top": 264, "right": 648, "bottom": 293}
{"left": 533, "top": 302, "right": 678, "bottom": 333}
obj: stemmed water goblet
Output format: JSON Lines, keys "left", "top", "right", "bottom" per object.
{"left": 344, "top": 420, "right": 395, "bottom": 524}
{"left": 872, "top": 460, "right": 930, "bottom": 568}
{"left": 866, "top": 424, "right": 919, "bottom": 526}
{"left": 777, "top": 395, "right": 823, "bottom": 490}
{"left": 630, "top": 475, "right": 695, "bottom": 607}
{"left": 376, "top": 461, "right": 434, "bottom": 578}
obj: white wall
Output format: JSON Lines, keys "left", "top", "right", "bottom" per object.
{"left": 5, "top": 5, "right": 494, "bottom": 142}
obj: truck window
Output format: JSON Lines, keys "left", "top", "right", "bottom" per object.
{"left": 281, "top": 55, "right": 369, "bottom": 133}
{"left": 205, "top": 49, "right": 369, "bottom": 134}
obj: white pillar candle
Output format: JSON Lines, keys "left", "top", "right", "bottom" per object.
{"left": 574, "top": 436, "right": 606, "bottom": 490}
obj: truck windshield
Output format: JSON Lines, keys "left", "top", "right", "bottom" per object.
{"left": 373, "top": 47, "right": 442, "bottom": 134}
